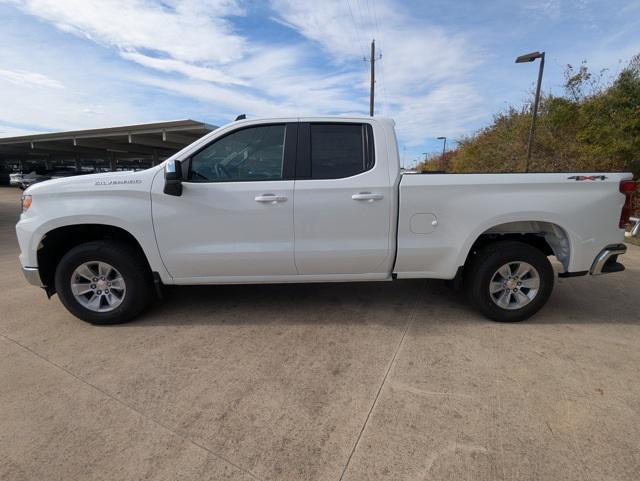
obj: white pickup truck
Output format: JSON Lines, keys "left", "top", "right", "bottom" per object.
{"left": 16, "top": 117, "right": 636, "bottom": 324}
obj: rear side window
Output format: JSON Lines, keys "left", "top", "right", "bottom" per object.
{"left": 310, "top": 123, "right": 374, "bottom": 179}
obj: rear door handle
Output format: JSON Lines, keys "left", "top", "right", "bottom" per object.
{"left": 352, "top": 192, "right": 384, "bottom": 201}
{"left": 255, "top": 193, "right": 288, "bottom": 203}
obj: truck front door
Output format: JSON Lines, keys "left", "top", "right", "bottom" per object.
{"left": 151, "top": 123, "right": 297, "bottom": 280}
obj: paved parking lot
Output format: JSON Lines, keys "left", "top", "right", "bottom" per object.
{"left": 1, "top": 185, "right": 640, "bottom": 481}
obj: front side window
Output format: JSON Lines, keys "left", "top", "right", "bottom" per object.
{"left": 189, "top": 124, "right": 285, "bottom": 181}
{"left": 310, "top": 123, "right": 374, "bottom": 179}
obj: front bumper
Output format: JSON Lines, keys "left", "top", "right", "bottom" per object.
{"left": 22, "top": 266, "right": 44, "bottom": 287}
{"left": 590, "top": 244, "right": 627, "bottom": 275}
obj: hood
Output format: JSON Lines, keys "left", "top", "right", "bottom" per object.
{"left": 25, "top": 168, "right": 161, "bottom": 195}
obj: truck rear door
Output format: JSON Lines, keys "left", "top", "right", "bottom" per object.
{"left": 293, "top": 121, "right": 392, "bottom": 276}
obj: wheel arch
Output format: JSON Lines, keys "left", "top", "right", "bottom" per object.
{"left": 461, "top": 220, "right": 572, "bottom": 273}
{"left": 37, "top": 224, "right": 153, "bottom": 293}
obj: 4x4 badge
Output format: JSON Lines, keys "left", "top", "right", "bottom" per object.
{"left": 567, "top": 175, "right": 607, "bottom": 181}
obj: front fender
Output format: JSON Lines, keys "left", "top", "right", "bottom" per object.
{"left": 16, "top": 178, "right": 170, "bottom": 282}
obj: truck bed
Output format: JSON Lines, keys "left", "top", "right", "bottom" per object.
{"left": 394, "top": 172, "right": 631, "bottom": 279}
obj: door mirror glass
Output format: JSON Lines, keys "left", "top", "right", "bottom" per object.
{"left": 165, "top": 159, "right": 182, "bottom": 181}
{"left": 164, "top": 159, "right": 182, "bottom": 196}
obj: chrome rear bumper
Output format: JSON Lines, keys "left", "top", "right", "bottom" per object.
{"left": 630, "top": 217, "right": 640, "bottom": 237}
{"left": 590, "top": 244, "right": 627, "bottom": 275}
{"left": 22, "top": 266, "right": 44, "bottom": 287}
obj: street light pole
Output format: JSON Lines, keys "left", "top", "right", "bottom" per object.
{"left": 437, "top": 136, "right": 447, "bottom": 171}
{"left": 515, "top": 51, "right": 545, "bottom": 172}
{"left": 528, "top": 53, "right": 545, "bottom": 168}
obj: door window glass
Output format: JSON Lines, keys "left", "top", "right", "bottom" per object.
{"left": 190, "top": 125, "right": 285, "bottom": 181}
{"left": 310, "top": 124, "right": 373, "bottom": 179}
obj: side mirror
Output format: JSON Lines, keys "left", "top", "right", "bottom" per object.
{"left": 164, "top": 159, "right": 183, "bottom": 196}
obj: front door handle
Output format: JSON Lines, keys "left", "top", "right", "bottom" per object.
{"left": 352, "top": 192, "right": 384, "bottom": 201}
{"left": 255, "top": 193, "right": 288, "bottom": 203}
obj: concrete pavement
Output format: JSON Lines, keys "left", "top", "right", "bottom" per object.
{"left": 1, "top": 186, "right": 639, "bottom": 481}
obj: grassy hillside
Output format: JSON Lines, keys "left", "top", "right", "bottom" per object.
{"left": 418, "top": 55, "right": 640, "bottom": 178}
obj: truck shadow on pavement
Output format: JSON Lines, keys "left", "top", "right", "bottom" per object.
{"left": 134, "top": 272, "right": 640, "bottom": 327}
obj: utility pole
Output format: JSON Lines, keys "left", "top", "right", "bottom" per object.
{"left": 365, "top": 39, "right": 381, "bottom": 116}
{"left": 369, "top": 40, "right": 375, "bottom": 116}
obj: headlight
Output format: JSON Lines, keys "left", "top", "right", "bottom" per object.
{"left": 20, "top": 195, "right": 32, "bottom": 213}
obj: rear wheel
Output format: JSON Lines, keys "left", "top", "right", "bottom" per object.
{"left": 466, "top": 240, "right": 554, "bottom": 322}
{"left": 55, "top": 241, "right": 152, "bottom": 324}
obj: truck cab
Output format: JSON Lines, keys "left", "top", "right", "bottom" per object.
{"left": 152, "top": 117, "right": 398, "bottom": 283}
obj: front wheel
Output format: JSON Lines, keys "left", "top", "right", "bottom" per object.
{"left": 465, "top": 240, "right": 554, "bottom": 322}
{"left": 55, "top": 241, "right": 153, "bottom": 324}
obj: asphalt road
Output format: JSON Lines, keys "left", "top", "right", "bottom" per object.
{"left": 1, "top": 186, "right": 639, "bottom": 481}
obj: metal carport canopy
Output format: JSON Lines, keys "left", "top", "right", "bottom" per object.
{"left": 0, "top": 119, "right": 217, "bottom": 165}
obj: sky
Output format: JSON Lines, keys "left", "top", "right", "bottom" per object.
{"left": 0, "top": 0, "right": 639, "bottom": 166}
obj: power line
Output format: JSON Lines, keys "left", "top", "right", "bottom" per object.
{"left": 368, "top": 0, "right": 381, "bottom": 36}
{"left": 347, "top": 0, "right": 385, "bottom": 116}
{"left": 354, "top": 0, "right": 369, "bottom": 34}
{"left": 345, "top": 0, "right": 368, "bottom": 59}
{"left": 378, "top": 54, "right": 388, "bottom": 115}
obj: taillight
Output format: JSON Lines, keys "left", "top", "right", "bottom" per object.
{"left": 619, "top": 180, "right": 637, "bottom": 228}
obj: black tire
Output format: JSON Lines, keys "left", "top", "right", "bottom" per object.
{"left": 465, "top": 240, "right": 554, "bottom": 322}
{"left": 55, "top": 241, "right": 153, "bottom": 324}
